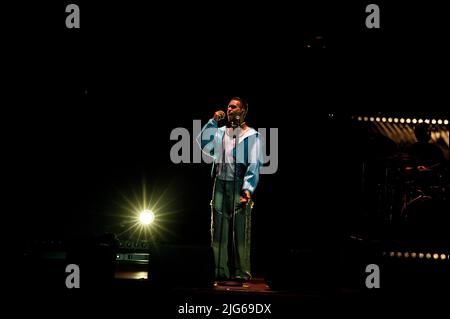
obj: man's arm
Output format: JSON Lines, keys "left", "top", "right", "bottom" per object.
{"left": 241, "top": 134, "right": 263, "bottom": 203}
{"left": 196, "top": 118, "right": 221, "bottom": 158}
{"left": 196, "top": 111, "right": 225, "bottom": 156}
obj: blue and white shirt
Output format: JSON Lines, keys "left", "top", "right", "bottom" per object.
{"left": 196, "top": 119, "right": 264, "bottom": 194}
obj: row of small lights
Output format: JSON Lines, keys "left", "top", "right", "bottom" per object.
{"left": 382, "top": 251, "right": 449, "bottom": 261}
{"left": 355, "top": 117, "right": 448, "bottom": 125}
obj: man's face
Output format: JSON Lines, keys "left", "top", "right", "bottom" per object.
{"left": 227, "top": 99, "right": 244, "bottom": 122}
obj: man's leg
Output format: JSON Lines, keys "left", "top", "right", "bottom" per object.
{"left": 211, "top": 180, "right": 230, "bottom": 280}
{"left": 233, "top": 199, "right": 253, "bottom": 280}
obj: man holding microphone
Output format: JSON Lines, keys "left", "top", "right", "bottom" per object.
{"left": 197, "top": 97, "right": 264, "bottom": 283}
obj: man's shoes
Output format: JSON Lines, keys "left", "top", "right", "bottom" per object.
{"left": 215, "top": 275, "right": 229, "bottom": 286}
{"left": 214, "top": 274, "right": 250, "bottom": 287}
{"left": 216, "top": 280, "right": 243, "bottom": 287}
{"left": 231, "top": 275, "right": 249, "bottom": 282}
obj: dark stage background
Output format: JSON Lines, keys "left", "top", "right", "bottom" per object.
{"left": 7, "top": 1, "right": 448, "bottom": 282}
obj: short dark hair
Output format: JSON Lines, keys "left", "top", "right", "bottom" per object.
{"left": 230, "top": 96, "right": 248, "bottom": 117}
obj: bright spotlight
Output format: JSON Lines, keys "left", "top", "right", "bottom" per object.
{"left": 444, "top": 120, "right": 449, "bottom": 125}
{"left": 394, "top": 118, "right": 399, "bottom": 123}
{"left": 431, "top": 119, "right": 437, "bottom": 125}
{"left": 139, "top": 210, "right": 155, "bottom": 225}
{"left": 388, "top": 117, "right": 393, "bottom": 123}
{"left": 412, "top": 119, "right": 417, "bottom": 124}
{"left": 418, "top": 119, "right": 423, "bottom": 123}
{"left": 440, "top": 254, "right": 446, "bottom": 260}
{"left": 382, "top": 117, "right": 387, "bottom": 122}
{"left": 437, "top": 119, "right": 443, "bottom": 125}
{"left": 400, "top": 118, "right": 405, "bottom": 123}
{"left": 433, "top": 253, "right": 439, "bottom": 260}
{"left": 406, "top": 118, "right": 411, "bottom": 124}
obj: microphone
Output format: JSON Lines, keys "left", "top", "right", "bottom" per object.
{"left": 214, "top": 110, "right": 225, "bottom": 121}
{"left": 231, "top": 115, "right": 240, "bottom": 128}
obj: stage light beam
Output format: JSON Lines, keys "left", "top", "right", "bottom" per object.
{"left": 139, "top": 210, "right": 155, "bottom": 225}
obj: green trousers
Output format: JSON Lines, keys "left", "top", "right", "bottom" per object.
{"left": 211, "top": 178, "right": 253, "bottom": 280}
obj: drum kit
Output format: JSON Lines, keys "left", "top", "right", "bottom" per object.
{"left": 368, "top": 152, "right": 448, "bottom": 231}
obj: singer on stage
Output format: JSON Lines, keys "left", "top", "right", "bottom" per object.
{"left": 197, "top": 97, "right": 263, "bottom": 283}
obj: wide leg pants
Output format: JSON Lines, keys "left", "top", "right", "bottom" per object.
{"left": 211, "top": 178, "right": 253, "bottom": 280}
